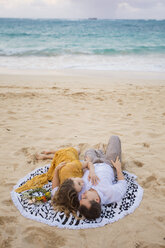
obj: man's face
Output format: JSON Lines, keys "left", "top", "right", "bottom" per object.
{"left": 79, "top": 189, "right": 97, "bottom": 208}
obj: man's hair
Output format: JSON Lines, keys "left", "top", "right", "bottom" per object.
{"left": 52, "top": 179, "right": 79, "bottom": 217}
{"left": 79, "top": 200, "right": 101, "bottom": 220}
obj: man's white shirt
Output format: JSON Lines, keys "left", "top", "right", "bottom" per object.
{"left": 52, "top": 162, "right": 127, "bottom": 204}
{"left": 79, "top": 163, "right": 127, "bottom": 204}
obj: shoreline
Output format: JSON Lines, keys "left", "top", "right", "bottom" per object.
{"left": 0, "top": 69, "right": 165, "bottom": 88}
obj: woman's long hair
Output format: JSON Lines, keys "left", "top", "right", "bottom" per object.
{"left": 51, "top": 179, "right": 80, "bottom": 217}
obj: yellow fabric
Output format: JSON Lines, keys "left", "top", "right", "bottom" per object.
{"left": 15, "top": 147, "right": 83, "bottom": 193}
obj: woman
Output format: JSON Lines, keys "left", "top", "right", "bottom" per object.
{"left": 15, "top": 146, "right": 99, "bottom": 217}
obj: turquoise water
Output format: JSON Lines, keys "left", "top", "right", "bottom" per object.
{"left": 0, "top": 18, "right": 165, "bottom": 71}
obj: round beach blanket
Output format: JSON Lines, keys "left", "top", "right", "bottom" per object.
{"left": 11, "top": 164, "right": 143, "bottom": 229}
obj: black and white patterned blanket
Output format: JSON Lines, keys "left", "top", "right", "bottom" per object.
{"left": 11, "top": 164, "right": 143, "bottom": 229}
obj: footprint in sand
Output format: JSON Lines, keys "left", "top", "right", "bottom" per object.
{"left": 20, "top": 147, "right": 29, "bottom": 156}
{"left": 143, "top": 143, "right": 150, "bottom": 148}
{"left": 95, "top": 97, "right": 104, "bottom": 101}
{"left": 0, "top": 93, "right": 6, "bottom": 98}
{"left": 17, "top": 147, "right": 37, "bottom": 165}
{"left": 0, "top": 237, "right": 13, "bottom": 248}
{"left": 9, "top": 116, "right": 17, "bottom": 120}
{"left": 117, "top": 98, "right": 123, "bottom": 105}
{"left": 142, "top": 174, "right": 157, "bottom": 188}
{"left": 13, "top": 163, "right": 19, "bottom": 170}
{"left": 63, "top": 88, "right": 70, "bottom": 93}
{"left": 2, "top": 199, "right": 13, "bottom": 207}
{"left": 0, "top": 216, "right": 17, "bottom": 247}
{"left": 51, "top": 86, "right": 59, "bottom": 90}
{"left": 72, "top": 92, "right": 87, "bottom": 97}
{"left": 148, "top": 132, "right": 162, "bottom": 138}
{"left": 0, "top": 216, "right": 17, "bottom": 225}
{"left": 44, "top": 115, "right": 53, "bottom": 119}
{"left": 133, "top": 160, "right": 144, "bottom": 167}
{"left": 7, "top": 111, "right": 16, "bottom": 114}
{"left": 133, "top": 131, "right": 141, "bottom": 136}
{"left": 23, "top": 227, "right": 65, "bottom": 247}
{"left": 23, "top": 86, "right": 30, "bottom": 89}
{"left": 156, "top": 216, "right": 165, "bottom": 223}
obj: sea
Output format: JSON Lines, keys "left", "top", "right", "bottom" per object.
{"left": 0, "top": 18, "right": 165, "bottom": 71}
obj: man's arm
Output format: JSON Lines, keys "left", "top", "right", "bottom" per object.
{"left": 111, "top": 156, "right": 124, "bottom": 181}
{"left": 106, "top": 156, "right": 126, "bottom": 203}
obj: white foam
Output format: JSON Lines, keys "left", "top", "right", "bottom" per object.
{"left": 0, "top": 54, "right": 165, "bottom": 72}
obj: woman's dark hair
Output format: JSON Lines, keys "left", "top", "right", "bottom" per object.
{"left": 79, "top": 200, "right": 101, "bottom": 220}
{"left": 52, "top": 179, "right": 80, "bottom": 217}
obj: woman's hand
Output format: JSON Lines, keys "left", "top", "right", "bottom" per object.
{"left": 55, "top": 162, "right": 67, "bottom": 171}
{"left": 88, "top": 171, "right": 100, "bottom": 185}
{"left": 111, "top": 156, "right": 122, "bottom": 171}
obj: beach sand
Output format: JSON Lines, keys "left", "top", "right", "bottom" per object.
{"left": 0, "top": 69, "right": 165, "bottom": 248}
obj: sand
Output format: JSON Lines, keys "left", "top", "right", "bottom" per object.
{"left": 0, "top": 69, "right": 165, "bottom": 248}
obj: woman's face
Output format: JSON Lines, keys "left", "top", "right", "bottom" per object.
{"left": 71, "top": 177, "right": 84, "bottom": 192}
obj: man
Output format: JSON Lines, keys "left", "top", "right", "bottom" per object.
{"left": 79, "top": 135, "right": 127, "bottom": 220}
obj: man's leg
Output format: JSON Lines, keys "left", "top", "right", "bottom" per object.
{"left": 105, "top": 135, "right": 122, "bottom": 164}
{"left": 84, "top": 148, "right": 105, "bottom": 163}
{"left": 84, "top": 149, "right": 98, "bottom": 162}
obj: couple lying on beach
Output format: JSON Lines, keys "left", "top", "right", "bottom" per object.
{"left": 15, "top": 135, "right": 127, "bottom": 220}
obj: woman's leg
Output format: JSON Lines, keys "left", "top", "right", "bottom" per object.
{"left": 35, "top": 150, "right": 56, "bottom": 160}
{"left": 41, "top": 150, "right": 56, "bottom": 155}
{"left": 35, "top": 154, "right": 54, "bottom": 160}
{"left": 105, "top": 135, "right": 122, "bottom": 163}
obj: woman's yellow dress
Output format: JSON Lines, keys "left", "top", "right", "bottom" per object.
{"left": 15, "top": 147, "right": 83, "bottom": 193}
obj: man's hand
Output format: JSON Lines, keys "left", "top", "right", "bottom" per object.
{"left": 111, "top": 156, "right": 122, "bottom": 171}
{"left": 111, "top": 156, "right": 124, "bottom": 181}
{"left": 88, "top": 171, "right": 100, "bottom": 185}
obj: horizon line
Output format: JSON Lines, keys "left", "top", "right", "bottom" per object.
{"left": 0, "top": 17, "right": 165, "bottom": 21}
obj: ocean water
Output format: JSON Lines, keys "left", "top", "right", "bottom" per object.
{"left": 0, "top": 18, "right": 165, "bottom": 71}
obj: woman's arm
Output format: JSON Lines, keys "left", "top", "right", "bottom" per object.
{"left": 52, "top": 162, "right": 66, "bottom": 189}
{"left": 82, "top": 161, "right": 100, "bottom": 185}
{"left": 87, "top": 162, "right": 100, "bottom": 185}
